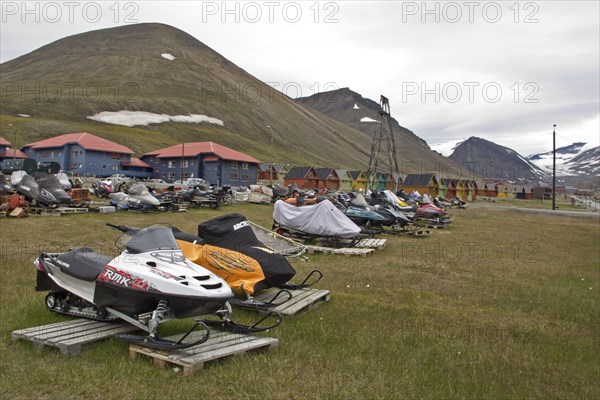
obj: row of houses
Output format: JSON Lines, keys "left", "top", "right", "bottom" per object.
{"left": 260, "top": 167, "right": 546, "bottom": 201}
{"left": 1, "top": 133, "right": 573, "bottom": 200}
{"left": 0, "top": 133, "right": 261, "bottom": 187}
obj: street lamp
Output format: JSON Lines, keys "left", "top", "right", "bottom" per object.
{"left": 8, "top": 123, "right": 17, "bottom": 160}
{"left": 552, "top": 124, "right": 556, "bottom": 210}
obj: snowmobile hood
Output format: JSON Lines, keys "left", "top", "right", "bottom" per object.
{"left": 55, "top": 172, "right": 72, "bottom": 190}
{"left": 11, "top": 170, "right": 27, "bottom": 186}
{"left": 37, "top": 175, "right": 72, "bottom": 204}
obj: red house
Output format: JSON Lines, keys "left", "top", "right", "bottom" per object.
{"left": 314, "top": 168, "right": 340, "bottom": 191}
{"left": 284, "top": 166, "right": 318, "bottom": 189}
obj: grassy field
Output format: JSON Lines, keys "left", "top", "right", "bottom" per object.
{"left": 1, "top": 204, "right": 598, "bottom": 399}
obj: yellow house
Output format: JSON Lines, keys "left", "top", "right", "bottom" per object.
{"left": 455, "top": 180, "right": 468, "bottom": 200}
{"left": 348, "top": 170, "right": 368, "bottom": 191}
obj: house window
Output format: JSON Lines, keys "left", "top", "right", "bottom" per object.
{"left": 112, "top": 165, "right": 118, "bottom": 170}
{"left": 241, "top": 162, "right": 249, "bottom": 170}
{"left": 230, "top": 161, "right": 238, "bottom": 169}
{"left": 168, "top": 160, "right": 176, "bottom": 168}
{"left": 71, "top": 150, "right": 78, "bottom": 158}
{"left": 241, "top": 173, "right": 249, "bottom": 182}
{"left": 50, "top": 151, "right": 55, "bottom": 158}
{"left": 230, "top": 173, "right": 238, "bottom": 181}
{"left": 112, "top": 153, "right": 121, "bottom": 160}
{"left": 154, "top": 168, "right": 159, "bottom": 173}
{"left": 190, "top": 160, "right": 195, "bottom": 166}
{"left": 162, "top": 160, "right": 167, "bottom": 166}
{"left": 181, "top": 160, "right": 189, "bottom": 168}
{"left": 168, "top": 173, "right": 176, "bottom": 181}
{"left": 40, "top": 151, "right": 48, "bottom": 158}
{"left": 58, "top": 151, "right": 62, "bottom": 157}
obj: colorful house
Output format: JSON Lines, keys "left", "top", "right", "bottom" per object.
{"left": 442, "top": 178, "right": 456, "bottom": 199}
{"left": 402, "top": 174, "right": 439, "bottom": 196}
{"left": 375, "top": 172, "right": 388, "bottom": 191}
{"left": 284, "top": 166, "right": 318, "bottom": 189}
{"left": 338, "top": 170, "right": 354, "bottom": 192}
{"left": 0, "top": 137, "right": 28, "bottom": 160}
{"left": 315, "top": 168, "right": 340, "bottom": 191}
{"left": 455, "top": 180, "right": 468, "bottom": 200}
{"left": 348, "top": 170, "right": 368, "bottom": 191}
{"left": 142, "top": 142, "right": 260, "bottom": 186}
{"left": 466, "top": 180, "right": 476, "bottom": 201}
{"left": 474, "top": 180, "right": 487, "bottom": 199}
{"left": 486, "top": 182, "right": 498, "bottom": 197}
{"left": 21, "top": 133, "right": 151, "bottom": 178}
{"left": 436, "top": 177, "right": 447, "bottom": 198}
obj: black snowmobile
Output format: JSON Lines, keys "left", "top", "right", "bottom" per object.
{"left": 16, "top": 173, "right": 72, "bottom": 207}
{"left": 34, "top": 224, "right": 280, "bottom": 350}
{"left": 174, "top": 213, "right": 322, "bottom": 312}
{"left": 0, "top": 174, "right": 14, "bottom": 195}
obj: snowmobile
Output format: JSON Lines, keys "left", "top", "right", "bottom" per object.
{"left": 34, "top": 224, "right": 280, "bottom": 350}
{"left": 16, "top": 173, "right": 72, "bottom": 207}
{"left": 271, "top": 182, "right": 300, "bottom": 201}
{"left": 55, "top": 172, "right": 72, "bottom": 190}
{"left": 176, "top": 184, "right": 220, "bottom": 208}
{"left": 174, "top": 213, "right": 322, "bottom": 311}
{"left": 109, "top": 183, "right": 160, "bottom": 211}
{"left": 273, "top": 199, "right": 364, "bottom": 246}
{"left": 0, "top": 174, "right": 14, "bottom": 195}
{"left": 335, "top": 192, "right": 386, "bottom": 234}
{"left": 93, "top": 178, "right": 115, "bottom": 199}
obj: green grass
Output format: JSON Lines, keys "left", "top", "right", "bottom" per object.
{"left": 1, "top": 204, "right": 598, "bottom": 399}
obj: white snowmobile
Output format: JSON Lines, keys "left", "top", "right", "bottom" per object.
{"left": 34, "top": 224, "right": 280, "bottom": 350}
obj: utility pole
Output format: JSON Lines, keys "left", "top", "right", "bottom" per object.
{"left": 8, "top": 124, "right": 17, "bottom": 160}
{"left": 552, "top": 124, "right": 556, "bottom": 210}
{"left": 180, "top": 142, "right": 185, "bottom": 184}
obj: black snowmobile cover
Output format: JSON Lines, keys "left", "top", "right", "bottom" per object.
{"left": 197, "top": 213, "right": 296, "bottom": 293}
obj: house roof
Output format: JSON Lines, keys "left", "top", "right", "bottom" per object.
{"left": 0, "top": 148, "right": 28, "bottom": 159}
{"left": 143, "top": 142, "right": 259, "bottom": 163}
{"left": 121, "top": 157, "right": 151, "bottom": 168}
{"left": 286, "top": 166, "right": 314, "bottom": 179}
{"left": 348, "top": 170, "right": 365, "bottom": 180}
{"left": 23, "top": 133, "right": 134, "bottom": 154}
{"left": 403, "top": 174, "right": 436, "bottom": 187}
{"left": 0, "top": 137, "right": 11, "bottom": 146}
{"left": 314, "top": 168, "right": 338, "bottom": 180}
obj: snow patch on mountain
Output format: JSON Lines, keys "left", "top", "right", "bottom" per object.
{"left": 431, "top": 139, "right": 465, "bottom": 157}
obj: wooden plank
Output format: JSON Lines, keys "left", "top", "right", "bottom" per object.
{"left": 252, "top": 288, "right": 331, "bottom": 316}
{"left": 128, "top": 330, "right": 278, "bottom": 375}
{"left": 12, "top": 319, "right": 138, "bottom": 356}
{"left": 304, "top": 245, "right": 374, "bottom": 257}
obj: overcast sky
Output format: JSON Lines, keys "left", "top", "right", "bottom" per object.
{"left": 1, "top": 1, "right": 598, "bottom": 156}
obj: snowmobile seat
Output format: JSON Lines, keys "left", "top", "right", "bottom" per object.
{"left": 56, "top": 247, "right": 112, "bottom": 282}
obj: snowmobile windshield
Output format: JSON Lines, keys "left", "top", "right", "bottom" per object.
{"left": 128, "top": 183, "right": 150, "bottom": 196}
{"left": 421, "top": 194, "right": 432, "bottom": 204}
{"left": 119, "top": 225, "right": 181, "bottom": 254}
{"left": 37, "top": 174, "right": 62, "bottom": 190}
{"left": 384, "top": 190, "right": 401, "bottom": 205}
{"left": 351, "top": 193, "right": 369, "bottom": 208}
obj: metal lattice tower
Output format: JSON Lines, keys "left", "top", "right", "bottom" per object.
{"left": 366, "top": 95, "right": 400, "bottom": 191}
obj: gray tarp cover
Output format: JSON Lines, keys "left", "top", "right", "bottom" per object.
{"left": 273, "top": 199, "right": 361, "bottom": 238}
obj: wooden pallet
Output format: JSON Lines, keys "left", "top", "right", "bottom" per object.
{"left": 305, "top": 245, "right": 375, "bottom": 257}
{"left": 12, "top": 318, "right": 138, "bottom": 356}
{"left": 56, "top": 207, "right": 88, "bottom": 214}
{"left": 426, "top": 224, "right": 449, "bottom": 229}
{"left": 250, "top": 288, "right": 330, "bottom": 316}
{"left": 128, "top": 330, "right": 278, "bottom": 375}
{"left": 355, "top": 238, "right": 387, "bottom": 249}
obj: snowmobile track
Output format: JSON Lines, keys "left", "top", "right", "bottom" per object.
{"left": 12, "top": 318, "right": 137, "bottom": 356}
{"left": 128, "top": 329, "right": 278, "bottom": 375}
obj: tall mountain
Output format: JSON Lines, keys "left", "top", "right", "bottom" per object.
{"left": 448, "top": 137, "right": 547, "bottom": 183}
{"left": 0, "top": 23, "right": 374, "bottom": 167}
{"left": 528, "top": 142, "right": 600, "bottom": 176}
{"left": 296, "top": 88, "right": 452, "bottom": 172}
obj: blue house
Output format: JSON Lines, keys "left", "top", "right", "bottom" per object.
{"left": 0, "top": 136, "right": 28, "bottom": 161}
{"left": 141, "top": 142, "right": 260, "bottom": 186}
{"left": 21, "top": 132, "right": 152, "bottom": 178}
